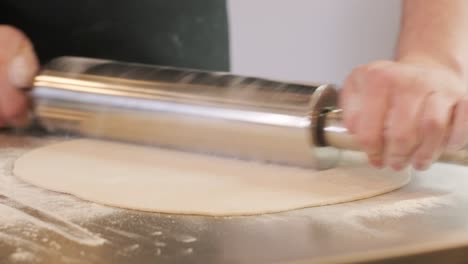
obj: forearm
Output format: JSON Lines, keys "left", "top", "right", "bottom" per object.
{"left": 398, "top": 0, "right": 468, "bottom": 81}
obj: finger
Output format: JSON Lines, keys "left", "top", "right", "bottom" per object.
{"left": 411, "top": 92, "right": 455, "bottom": 170}
{"left": 353, "top": 64, "right": 392, "bottom": 168}
{"left": 0, "top": 25, "right": 38, "bottom": 126}
{"left": 384, "top": 91, "right": 426, "bottom": 171}
{"left": 340, "top": 69, "right": 361, "bottom": 134}
{"left": 447, "top": 96, "right": 468, "bottom": 151}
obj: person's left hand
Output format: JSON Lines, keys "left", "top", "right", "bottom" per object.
{"left": 340, "top": 58, "right": 468, "bottom": 171}
{"left": 0, "top": 25, "right": 39, "bottom": 127}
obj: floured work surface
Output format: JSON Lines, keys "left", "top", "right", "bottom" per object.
{"left": 13, "top": 139, "right": 410, "bottom": 216}
{"left": 1, "top": 133, "right": 468, "bottom": 264}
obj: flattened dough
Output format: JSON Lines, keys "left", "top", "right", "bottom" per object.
{"left": 13, "top": 139, "right": 411, "bottom": 216}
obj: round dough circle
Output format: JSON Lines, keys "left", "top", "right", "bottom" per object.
{"left": 13, "top": 139, "right": 411, "bottom": 216}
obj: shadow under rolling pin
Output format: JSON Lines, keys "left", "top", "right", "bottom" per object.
{"left": 30, "top": 56, "right": 468, "bottom": 169}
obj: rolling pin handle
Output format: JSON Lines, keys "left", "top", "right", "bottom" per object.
{"left": 319, "top": 109, "right": 360, "bottom": 151}
{"left": 319, "top": 108, "right": 468, "bottom": 166}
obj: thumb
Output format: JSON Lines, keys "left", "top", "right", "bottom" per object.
{"left": 0, "top": 25, "right": 39, "bottom": 126}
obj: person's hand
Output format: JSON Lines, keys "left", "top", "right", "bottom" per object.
{"left": 0, "top": 25, "right": 39, "bottom": 127}
{"left": 340, "top": 58, "right": 468, "bottom": 171}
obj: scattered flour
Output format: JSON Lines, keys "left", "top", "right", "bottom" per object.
{"left": 151, "top": 231, "right": 163, "bottom": 236}
{"left": 9, "top": 249, "right": 36, "bottom": 263}
{"left": 174, "top": 233, "right": 197, "bottom": 243}
{"left": 180, "top": 247, "right": 193, "bottom": 255}
{"left": 117, "top": 243, "right": 140, "bottom": 257}
{"left": 344, "top": 195, "right": 454, "bottom": 220}
{"left": 0, "top": 143, "right": 118, "bottom": 254}
{"left": 285, "top": 169, "right": 458, "bottom": 239}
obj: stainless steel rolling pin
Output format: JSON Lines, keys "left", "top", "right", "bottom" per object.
{"left": 31, "top": 56, "right": 468, "bottom": 169}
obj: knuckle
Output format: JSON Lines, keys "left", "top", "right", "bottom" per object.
{"left": 348, "top": 62, "right": 396, "bottom": 95}
{"left": 366, "top": 66, "right": 396, "bottom": 86}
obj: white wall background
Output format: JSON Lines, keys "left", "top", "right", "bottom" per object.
{"left": 228, "top": 0, "right": 402, "bottom": 85}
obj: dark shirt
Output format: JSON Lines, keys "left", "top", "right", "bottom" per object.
{"left": 0, "top": 0, "right": 230, "bottom": 71}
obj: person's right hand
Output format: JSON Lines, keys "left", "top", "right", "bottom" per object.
{"left": 341, "top": 58, "right": 468, "bottom": 171}
{"left": 0, "top": 25, "right": 39, "bottom": 127}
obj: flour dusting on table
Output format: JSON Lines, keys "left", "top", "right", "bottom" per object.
{"left": 0, "top": 144, "right": 117, "bottom": 250}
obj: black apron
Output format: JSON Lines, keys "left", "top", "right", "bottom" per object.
{"left": 0, "top": 0, "right": 230, "bottom": 71}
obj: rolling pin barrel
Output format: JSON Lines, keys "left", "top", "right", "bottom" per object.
{"left": 32, "top": 57, "right": 341, "bottom": 169}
